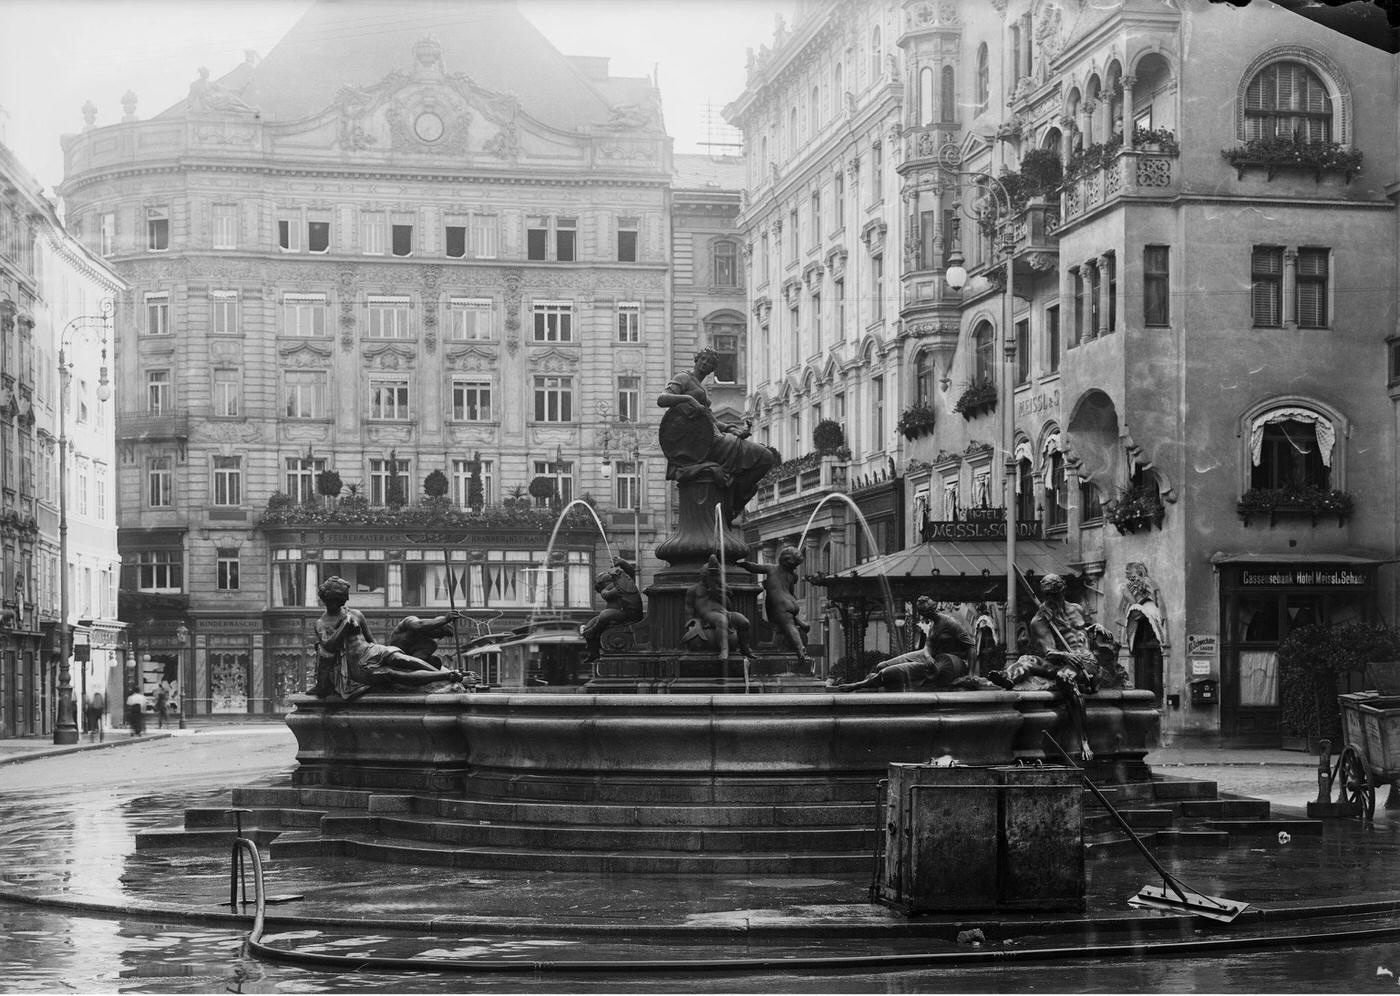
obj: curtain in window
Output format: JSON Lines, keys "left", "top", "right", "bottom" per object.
{"left": 1040, "top": 432, "right": 1061, "bottom": 489}
{"left": 1249, "top": 408, "right": 1335, "bottom": 467}
{"left": 1238, "top": 649, "right": 1278, "bottom": 707}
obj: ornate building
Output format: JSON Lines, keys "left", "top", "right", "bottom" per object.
{"left": 732, "top": 0, "right": 1399, "bottom": 743}
{"left": 57, "top": 1, "right": 672, "bottom": 715}
{"left": 0, "top": 139, "right": 124, "bottom": 737}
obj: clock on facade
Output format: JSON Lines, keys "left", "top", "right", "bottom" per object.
{"left": 414, "top": 111, "right": 445, "bottom": 143}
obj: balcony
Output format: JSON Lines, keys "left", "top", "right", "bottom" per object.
{"left": 116, "top": 409, "right": 190, "bottom": 458}
{"left": 753, "top": 453, "right": 848, "bottom": 510}
{"left": 1059, "top": 149, "right": 1179, "bottom": 228}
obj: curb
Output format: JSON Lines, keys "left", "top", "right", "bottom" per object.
{"left": 0, "top": 731, "right": 174, "bottom": 766}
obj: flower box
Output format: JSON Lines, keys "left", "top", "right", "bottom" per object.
{"left": 1222, "top": 138, "right": 1362, "bottom": 184}
{"left": 1236, "top": 487, "right": 1354, "bottom": 527}
{"left": 896, "top": 404, "right": 938, "bottom": 440}
{"left": 953, "top": 379, "right": 998, "bottom": 421}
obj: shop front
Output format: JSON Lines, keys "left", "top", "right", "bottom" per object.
{"left": 1213, "top": 555, "right": 1380, "bottom": 742}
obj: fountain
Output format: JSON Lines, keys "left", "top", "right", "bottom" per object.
{"left": 281, "top": 351, "right": 1159, "bottom": 873}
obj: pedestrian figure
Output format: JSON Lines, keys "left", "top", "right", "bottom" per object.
{"left": 125, "top": 686, "right": 146, "bottom": 736}
{"left": 154, "top": 679, "right": 172, "bottom": 728}
{"left": 85, "top": 690, "right": 105, "bottom": 742}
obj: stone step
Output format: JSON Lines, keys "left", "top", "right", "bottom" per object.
{"left": 134, "top": 826, "right": 282, "bottom": 851}
{"left": 1202, "top": 818, "right": 1323, "bottom": 836}
{"left": 1177, "top": 798, "right": 1272, "bottom": 820}
{"left": 269, "top": 830, "right": 873, "bottom": 875}
{"left": 1084, "top": 807, "right": 1176, "bottom": 832}
{"left": 1084, "top": 828, "right": 1232, "bottom": 856}
{"left": 232, "top": 786, "right": 375, "bottom": 810}
{"left": 184, "top": 806, "right": 328, "bottom": 830}
{"left": 318, "top": 813, "right": 877, "bottom": 853}
{"left": 1148, "top": 778, "right": 1221, "bottom": 801}
{"left": 394, "top": 794, "right": 879, "bottom": 829}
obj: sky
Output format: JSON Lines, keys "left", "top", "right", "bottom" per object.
{"left": 0, "top": 0, "right": 793, "bottom": 196}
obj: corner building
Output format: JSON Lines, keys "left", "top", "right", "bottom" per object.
{"left": 734, "top": 0, "right": 1399, "bottom": 743}
{"left": 57, "top": 0, "right": 673, "bottom": 715}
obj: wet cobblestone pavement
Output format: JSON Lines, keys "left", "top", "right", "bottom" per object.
{"left": 7, "top": 726, "right": 1400, "bottom": 991}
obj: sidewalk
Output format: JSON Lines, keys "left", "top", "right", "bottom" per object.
{"left": 0, "top": 727, "right": 177, "bottom": 765}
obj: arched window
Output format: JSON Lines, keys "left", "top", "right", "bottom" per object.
{"left": 834, "top": 63, "right": 844, "bottom": 106}
{"left": 914, "top": 351, "right": 934, "bottom": 404}
{"left": 871, "top": 26, "right": 883, "bottom": 85}
{"left": 761, "top": 136, "right": 769, "bottom": 173}
{"left": 706, "top": 317, "right": 744, "bottom": 386}
{"left": 919, "top": 67, "right": 934, "bottom": 126}
{"left": 940, "top": 65, "right": 955, "bottom": 123}
{"left": 1015, "top": 443, "right": 1037, "bottom": 522}
{"left": 789, "top": 107, "right": 799, "bottom": 153}
{"left": 1245, "top": 61, "right": 1333, "bottom": 142}
{"left": 1250, "top": 408, "right": 1334, "bottom": 490}
{"left": 811, "top": 86, "right": 820, "bottom": 135}
{"left": 972, "top": 321, "right": 995, "bottom": 382}
{"left": 976, "top": 44, "right": 989, "bottom": 114}
{"left": 712, "top": 240, "right": 737, "bottom": 288}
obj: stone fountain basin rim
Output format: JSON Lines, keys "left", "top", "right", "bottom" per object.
{"left": 294, "top": 690, "right": 1152, "bottom": 707}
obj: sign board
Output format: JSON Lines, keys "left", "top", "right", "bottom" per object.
{"left": 1239, "top": 567, "right": 1370, "bottom": 587}
{"left": 1187, "top": 634, "right": 1218, "bottom": 677}
{"left": 921, "top": 520, "right": 1043, "bottom": 542}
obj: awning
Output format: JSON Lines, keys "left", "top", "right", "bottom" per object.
{"left": 463, "top": 643, "right": 502, "bottom": 656}
{"left": 1208, "top": 552, "right": 1393, "bottom": 566}
{"left": 837, "top": 538, "right": 1072, "bottom": 581}
{"left": 500, "top": 630, "right": 583, "bottom": 647}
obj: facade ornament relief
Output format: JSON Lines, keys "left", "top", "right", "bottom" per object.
{"left": 446, "top": 346, "right": 498, "bottom": 371}
{"left": 367, "top": 424, "right": 413, "bottom": 445}
{"left": 362, "top": 343, "right": 417, "bottom": 369}
{"left": 281, "top": 422, "right": 331, "bottom": 443}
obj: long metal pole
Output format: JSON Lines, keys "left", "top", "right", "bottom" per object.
{"left": 1002, "top": 248, "right": 1018, "bottom": 662}
{"left": 53, "top": 347, "right": 78, "bottom": 744}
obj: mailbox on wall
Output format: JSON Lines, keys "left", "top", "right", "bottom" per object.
{"left": 1189, "top": 676, "right": 1218, "bottom": 707}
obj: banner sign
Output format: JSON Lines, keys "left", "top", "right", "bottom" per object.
{"left": 920, "top": 519, "right": 1043, "bottom": 542}
{"left": 1239, "top": 567, "right": 1370, "bottom": 587}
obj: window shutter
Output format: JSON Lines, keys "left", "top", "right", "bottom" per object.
{"left": 1296, "top": 248, "right": 1327, "bottom": 277}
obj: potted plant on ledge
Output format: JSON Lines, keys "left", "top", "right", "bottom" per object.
{"left": 896, "top": 403, "right": 938, "bottom": 440}
{"left": 1132, "top": 126, "right": 1179, "bottom": 154}
{"left": 1221, "top": 136, "right": 1363, "bottom": 183}
{"left": 953, "top": 379, "right": 998, "bottom": 420}
{"left": 1237, "top": 485, "right": 1354, "bottom": 527}
{"left": 1106, "top": 484, "right": 1166, "bottom": 534}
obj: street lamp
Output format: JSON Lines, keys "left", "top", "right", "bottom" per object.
{"left": 944, "top": 173, "right": 1020, "bottom": 661}
{"left": 54, "top": 299, "right": 113, "bottom": 744}
{"left": 174, "top": 621, "right": 189, "bottom": 729}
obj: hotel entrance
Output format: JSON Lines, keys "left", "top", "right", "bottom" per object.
{"left": 1216, "top": 559, "right": 1376, "bottom": 742}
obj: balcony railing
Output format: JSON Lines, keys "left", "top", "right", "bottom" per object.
{"left": 116, "top": 409, "right": 190, "bottom": 442}
{"left": 1060, "top": 149, "right": 1178, "bottom": 226}
{"left": 753, "top": 454, "right": 848, "bottom": 509}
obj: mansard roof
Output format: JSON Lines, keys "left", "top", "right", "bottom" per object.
{"left": 159, "top": 0, "right": 634, "bottom": 131}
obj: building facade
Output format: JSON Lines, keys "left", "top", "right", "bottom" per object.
{"left": 734, "top": 0, "right": 1399, "bottom": 741}
{"left": 57, "top": 1, "right": 673, "bottom": 714}
{"left": 0, "top": 140, "right": 124, "bottom": 737}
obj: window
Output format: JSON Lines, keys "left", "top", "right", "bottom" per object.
{"left": 1244, "top": 60, "right": 1333, "bottom": 142}
{"left": 1046, "top": 451, "right": 1068, "bottom": 529}
{"left": 1010, "top": 25, "right": 1022, "bottom": 90}
{"left": 99, "top": 212, "right": 115, "bottom": 256}
{"left": 278, "top": 216, "right": 301, "bottom": 252}
{"left": 527, "top": 217, "right": 548, "bottom": 260}
{"left": 713, "top": 240, "right": 737, "bottom": 287}
{"left": 835, "top": 278, "right": 846, "bottom": 339}
{"left": 1072, "top": 268, "right": 1085, "bottom": 344}
{"left": 451, "top": 378, "right": 493, "bottom": 421}
{"left": 1297, "top": 247, "right": 1329, "bottom": 328}
{"left": 369, "top": 457, "right": 411, "bottom": 506}
{"left": 870, "top": 25, "right": 882, "bottom": 83}
{"left": 940, "top": 65, "right": 955, "bottom": 122}
{"left": 810, "top": 191, "right": 822, "bottom": 246}
{"left": 811, "top": 85, "right": 820, "bottom": 135}
{"left": 217, "top": 548, "right": 240, "bottom": 592}
{"left": 445, "top": 223, "right": 467, "bottom": 258}
{"left": 556, "top": 217, "right": 576, "bottom": 261}
{"left": 1080, "top": 479, "right": 1103, "bottom": 522}
{"left": 308, "top": 218, "right": 330, "bottom": 253}
{"left": 367, "top": 295, "right": 412, "bottom": 338}
{"left": 1106, "top": 254, "right": 1117, "bottom": 333}
{"left": 789, "top": 303, "right": 800, "bottom": 360}
{"left": 147, "top": 210, "right": 169, "bottom": 251}
{"left": 449, "top": 297, "right": 493, "bottom": 340}
{"left": 915, "top": 352, "right": 934, "bottom": 405}
{"left": 282, "top": 293, "right": 327, "bottom": 336}
{"left": 812, "top": 293, "right": 823, "bottom": 349}
{"left": 973, "top": 321, "right": 995, "bottom": 382}
{"left": 211, "top": 290, "right": 238, "bottom": 335}
{"left": 147, "top": 370, "right": 171, "bottom": 414}
{"left": 284, "top": 371, "right": 326, "bottom": 418}
{"left": 213, "top": 369, "right": 240, "bottom": 417}
{"left": 920, "top": 66, "right": 935, "bottom": 126}
{"left": 533, "top": 301, "right": 573, "bottom": 342}
{"left": 212, "top": 205, "right": 237, "bottom": 249}
{"left": 95, "top": 465, "right": 107, "bottom": 520}
{"left": 76, "top": 461, "right": 90, "bottom": 516}
{"left": 145, "top": 292, "right": 169, "bottom": 335}
{"left": 615, "top": 460, "right": 642, "bottom": 510}
{"left": 533, "top": 375, "right": 573, "bottom": 422}
{"left": 1046, "top": 304, "right": 1061, "bottom": 373}
{"left": 617, "top": 218, "right": 638, "bottom": 262}
{"left": 391, "top": 223, "right": 413, "bottom": 257}
{"left": 1251, "top": 414, "right": 1331, "bottom": 490}
{"left": 360, "top": 211, "right": 386, "bottom": 254}
{"left": 617, "top": 302, "right": 640, "bottom": 343}
{"left": 835, "top": 170, "right": 845, "bottom": 230}
{"left": 1251, "top": 246, "right": 1284, "bottom": 327}
{"left": 872, "top": 375, "right": 885, "bottom": 449}
{"left": 452, "top": 457, "right": 494, "bottom": 507}
{"left": 285, "top": 456, "right": 326, "bottom": 503}
{"left": 1089, "top": 263, "right": 1101, "bottom": 337}
{"left": 1015, "top": 318, "right": 1030, "bottom": 385}
{"left": 212, "top": 455, "right": 242, "bottom": 506}
{"left": 789, "top": 208, "right": 798, "bottom": 257}
{"left": 976, "top": 43, "right": 989, "bottom": 114}
{"left": 369, "top": 378, "right": 410, "bottom": 420}
{"left": 616, "top": 375, "right": 640, "bottom": 422}
{"left": 760, "top": 233, "right": 770, "bottom": 284}
{"left": 533, "top": 459, "right": 574, "bottom": 506}
{"left": 473, "top": 214, "right": 498, "bottom": 258}
{"left": 872, "top": 254, "right": 884, "bottom": 321}
{"left": 147, "top": 456, "right": 173, "bottom": 508}
{"left": 137, "top": 550, "right": 181, "bottom": 592}
{"left": 1144, "top": 245, "right": 1170, "bottom": 326}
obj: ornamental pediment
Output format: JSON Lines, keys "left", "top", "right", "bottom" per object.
{"left": 278, "top": 342, "right": 333, "bottom": 367}
{"left": 529, "top": 346, "right": 579, "bottom": 373}
{"left": 362, "top": 343, "right": 417, "bottom": 369}
{"left": 445, "top": 345, "right": 498, "bottom": 371}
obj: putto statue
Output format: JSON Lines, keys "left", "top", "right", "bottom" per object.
{"left": 657, "top": 348, "right": 779, "bottom": 526}
{"left": 311, "top": 576, "right": 466, "bottom": 698}
{"left": 581, "top": 557, "right": 644, "bottom": 663}
{"left": 681, "top": 555, "right": 753, "bottom": 661}
{"left": 737, "top": 547, "right": 811, "bottom": 669}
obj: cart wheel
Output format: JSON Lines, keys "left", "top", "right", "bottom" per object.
{"left": 1339, "top": 744, "right": 1376, "bottom": 820}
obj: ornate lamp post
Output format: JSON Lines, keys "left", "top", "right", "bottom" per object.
{"left": 54, "top": 299, "right": 114, "bottom": 744}
{"left": 943, "top": 171, "right": 1020, "bottom": 660}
